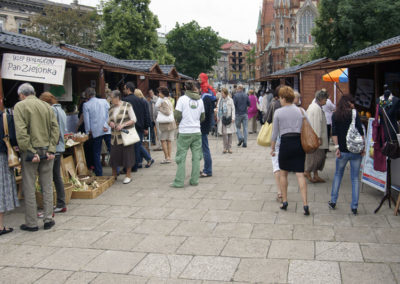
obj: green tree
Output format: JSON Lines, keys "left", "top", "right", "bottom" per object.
{"left": 313, "top": 0, "right": 400, "bottom": 59}
{"left": 25, "top": 5, "right": 100, "bottom": 47}
{"left": 166, "top": 21, "right": 221, "bottom": 78}
{"left": 100, "top": 0, "right": 164, "bottom": 60}
{"left": 246, "top": 46, "right": 256, "bottom": 80}
{"left": 290, "top": 51, "right": 313, "bottom": 66}
{"left": 155, "top": 44, "right": 175, "bottom": 65}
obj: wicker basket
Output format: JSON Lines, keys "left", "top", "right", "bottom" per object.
{"left": 72, "top": 136, "right": 88, "bottom": 143}
{"left": 64, "top": 183, "right": 73, "bottom": 205}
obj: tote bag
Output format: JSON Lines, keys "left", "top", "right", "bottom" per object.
{"left": 257, "top": 122, "right": 273, "bottom": 147}
{"left": 2, "top": 112, "right": 19, "bottom": 167}
{"left": 300, "top": 109, "right": 320, "bottom": 153}
{"left": 119, "top": 105, "right": 140, "bottom": 146}
{"left": 156, "top": 100, "right": 174, "bottom": 123}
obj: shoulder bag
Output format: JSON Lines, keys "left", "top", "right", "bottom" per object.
{"left": 2, "top": 112, "right": 20, "bottom": 167}
{"left": 346, "top": 109, "right": 365, "bottom": 153}
{"left": 381, "top": 107, "right": 400, "bottom": 159}
{"left": 120, "top": 104, "right": 140, "bottom": 146}
{"left": 156, "top": 100, "right": 174, "bottom": 123}
{"left": 257, "top": 122, "right": 272, "bottom": 147}
{"left": 300, "top": 108, "right": 320, "bottom": 154}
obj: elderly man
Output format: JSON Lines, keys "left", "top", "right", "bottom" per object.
{"left": 233, "top": 84, "right": 250, "bottom": 147}
{"left": 83, "top": 87, "right": 111, "bottom": 176}
{"left": 14, "top": 83, "right": 59, "bottom": 231}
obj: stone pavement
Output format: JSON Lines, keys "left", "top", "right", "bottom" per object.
{"left": 1, "top": 133, "right": 400, "bottom": 284}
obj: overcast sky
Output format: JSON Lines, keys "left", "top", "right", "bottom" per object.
{"left": 53, "top": 0, "right": 261, "bottom": 43}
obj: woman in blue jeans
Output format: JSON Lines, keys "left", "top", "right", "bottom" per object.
{"left": 329, "top": 95, "right": 365, "bottom": 215}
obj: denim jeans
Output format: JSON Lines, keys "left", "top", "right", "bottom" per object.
{"left": 92, "top": 134, "right": 111, "bottom": 176}
{"left": 201, "top": 134, "right": 212, "bottom": 175}
{"left": 53, "top": 154, "right": 65, "bottom": 208}
{"left": 235, "top": 113, "right": 248, "bottom": 143}
{"left": 133, "top": 131, "right": 152, "bottom": 170}
{"left": 330, "top": 152, "right": 362, "bottom": 209}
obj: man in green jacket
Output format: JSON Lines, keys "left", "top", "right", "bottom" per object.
{"left": 14, "top": 83, "right": 59, "bottom": 231}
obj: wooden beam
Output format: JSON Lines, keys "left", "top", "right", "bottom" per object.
{"left": 0, "top": 65, "right": 4, "bottom": 111}
{"left": 78, "top": 67, "right": 100, "bottom": 73}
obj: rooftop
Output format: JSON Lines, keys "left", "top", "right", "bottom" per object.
{"left": 0, "top": 31, "right": 89, "bottom": 61}
{"left": 124, "top": 60, "right": 158, "bottom": 72}
{"left": 339, "top": 35, "right": 400, "bottom": 60}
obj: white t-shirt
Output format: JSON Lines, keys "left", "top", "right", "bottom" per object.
{"left": 175, "top": 94, "right": 205, "bottom": 134}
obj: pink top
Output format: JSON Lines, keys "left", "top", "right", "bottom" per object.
{"left": 248, "top": 95, "right": 258, "bottom": 119}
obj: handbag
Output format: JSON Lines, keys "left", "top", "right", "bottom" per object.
{"left": 222, "top": 116, "right": 232, "bottom": 126}
{"left": 257, "top": 122, "right": 273, "bottom": 147}
{"left": 346, "top": 109, "right": 365, "bottom": 153}
{"left": 119, "top": 104, "right": 140, "bottom": 146}
{"left": 381, "top": 107, "right": 400, "bottom": 159}
{"left": 300, "top": 109, "right": 320, "bottom": 153}
{"left": 2, "top": 112, "right": 20, "bottom": 167}
{"left": 156, "top": 100, "right": 174, "bottom": 123}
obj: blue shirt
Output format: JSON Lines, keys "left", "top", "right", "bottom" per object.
{"left": 83, "top": 97, "right": 111, "bottom": 138}
{"left": 233, "top": 91, "right": 250, "bottom": 115}
{"left": 52, "top": 104, "right": 67, "bottom": 153}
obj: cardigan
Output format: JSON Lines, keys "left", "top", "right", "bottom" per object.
{"left": 108, "top": 101, "right": 136, "bottom": 145}
{"left": 306, "top": 102, "right": 329, "bottom": 150}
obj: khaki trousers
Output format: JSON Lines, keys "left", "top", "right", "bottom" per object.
{"left": 21, "top": 151, "right": 54, "bottom": 227}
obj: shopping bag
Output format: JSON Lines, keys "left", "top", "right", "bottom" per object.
{"left": 257, "top": 122, "right": 273, "bottom": 147}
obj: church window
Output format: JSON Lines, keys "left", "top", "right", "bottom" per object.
{"left": 299, "top": 9, "right": 315, "bottom": 44}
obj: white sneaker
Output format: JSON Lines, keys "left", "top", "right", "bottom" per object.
{"left": 123, "top": 177, "right": 132, "bottom": 184}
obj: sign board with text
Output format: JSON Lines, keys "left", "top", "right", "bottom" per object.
{"left": 1, "top": 53, "right": 66, "bottom": 85}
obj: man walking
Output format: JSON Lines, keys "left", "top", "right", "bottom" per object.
{"left": 123, "top": 82, "right": 153, "bottom": 171}
{"left": 83, "top": 87, "right": 111, "bottom": 176}
{"left": 233, "top": 85, "right": 250, "bottom": 147}
{"left": 14, "top": 83, "right": 59, "bottom": 231}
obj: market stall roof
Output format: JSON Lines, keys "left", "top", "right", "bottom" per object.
{"left": 63, "top": 44, "right": 146, "bottom": 72}
{"left": 159, "top": 65, "right": 175, "bottom": 75}
{"left": 178, "top": 73, "right": 193, "bottom": 81}
{"left": 257, "top": 57, "right": 328, "bottom": 81}
{"left": 0, "top": 31, "right": 90, "bottom": 62}
{"left": 124, "top": 60, "right": 158, "bottom": 72}
{"left": 339, "top": 35, "right": 400, "bottom": 60}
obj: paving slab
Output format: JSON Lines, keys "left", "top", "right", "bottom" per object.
{"left": 361, "top": 243, "right": 400, "bottom": 263}
{"left": 131, "top": 254, "right": 192, "bottom": 278}
{"left": 221, "top": 238, "right": 270, "bottom": 258}
{"left": 48, "top": 230, "right": 107, "bottom": 248}
{"left": 239, "top": 211, "right": 277, "bottom": 224}
{"left": 0, "top": 244, "right": 59, "bottom": 267}
{"left": 201, "top": 210, "right": 242, "bottom": 222}
{"left": 64, "top": 271, "right": 98, "bottom": 284}
{"left": 288, "top": 260, "right": 341, "bottom": 284}
{"left": 83, "top": 250, "right": 146, "bottom": 274}
{"left": 268, "top": 240, "right": 314, "bottom": 260}
{"left": 316, "top": 241, "right": 363, "bottom": 262}
{"left": 180, "top": 256, "right": 240, "bottom": 281}
{"left": 34, "top": 270, "right": 73, "bottom": 284}
{"left": 212, "top": 222, "right": 253, "bottom": 238}
{"left": 166, "top": 209, "right": 208, "bottom": 221}
{"left": 177, "top": 237, "right": 228, "bottom": 256}
{"left": 233, "top": 258, "right": 288, "bottom": 283}
{"left": 91, "top": 232, "right": 146, "bottom": 251}
{"left": 340, "top": 262, "right": 396, "bottom": 284}
{"left": 171, "top": 221, "right": 217, "bottom": 237}
{"left": 90, "top": 273, "right": 148, "bottom": 284}
{"left": 0, "top": 267, "right": 49, "bottom": 284}
{"left": 374, "top": 228, "right": 400, "bottom": 244}
{"left": 293, "top": 225, "right": 335, "bottom": 241}
{"left": 134, "top": 219, "right": 180, "bottom": 235}
{"left": 334, "top": 226, "right": 378, "bottom": 243}
{"left": 251, "top": 224, "right": 293, "bottom": 239}
{"left": 133, "top": 235, "right": 186, "bottom": 254}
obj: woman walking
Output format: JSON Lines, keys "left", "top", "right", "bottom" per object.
{"left": 304, "top": 90, "right": 329, "bottom": 183}
{"left": 108, "top": 90, "right": 137, "bottom": 184}
{"left": 248, "top": 89, "right": 258, "bottom": 134}
{"left": 270, "top": 86, "right": 310, "bottom": 215}
{"left": 156, "top": 87, "right": 176, "bottom": 164}
{"left": 171, "top": 81, "right": 205, "bottom": 188}
{"left": 329, "top": 95, "right": 364, "bottom": 215}
{"left": 0, "top": 108, "right": 19, "bottom": 235}
{"left": 39, "top": 92, "right": 67, "bottom": 213}
{"left": 265, "top": 87, "right": 282, "bottom": 201}
{"left": 217, "top": 88, "right": 236, "bottom": 153}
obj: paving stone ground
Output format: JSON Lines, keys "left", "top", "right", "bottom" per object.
{"left": 2, "top": 133, "right": 400, "bottom": 283}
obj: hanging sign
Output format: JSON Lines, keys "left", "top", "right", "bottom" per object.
{"left": 361, "top": 118, "right": 400, "bottom": 192}
{"left": 1, "top": 53, "right": 66, "bottom": 85}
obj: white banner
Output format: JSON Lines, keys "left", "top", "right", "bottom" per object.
{"left": 1, "top": 53, "right": 66, "bottom": 85}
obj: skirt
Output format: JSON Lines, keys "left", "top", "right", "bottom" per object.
{"left": 278, "top": 134, "right": 305, "bottom": 173}
{"left": 0, "top": 152, "right": 19, "bottom": 213}
{"left": 305, "top": 149, "right": 326, "bottom": 172}
{"left": 109, "top": 143, "right": 135, "bottom": 169}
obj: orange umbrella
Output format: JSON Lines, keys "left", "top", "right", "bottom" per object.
{"left": 322, "top": 68, "right": 348, "bottom": 83}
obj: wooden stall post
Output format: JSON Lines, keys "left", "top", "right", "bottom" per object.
{"left": 99, "top": 68, "right": 105, "bottom": 98}
{"left": 0, "top": 65, "right": 4, "bottom": 111}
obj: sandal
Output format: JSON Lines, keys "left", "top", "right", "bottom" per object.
{"left": 0, "top": 227, "right": 13, "bottom": 236}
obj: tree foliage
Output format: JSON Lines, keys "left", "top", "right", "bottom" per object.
{"left": 246, "top": 46, "right": 256, "bottom": 79}
{"left": 100, "top": 0, "right": 170, "bottom": 61}
{"left": 25, "top": 5, "right": 100, "bottom": 47}
{"left": 166, "top": 21, "right": 221, "bottom": 78}
{"left": 290, "top": 51, "right": 313, "bottom": 66}
{"left": 313, "top": 0, "right": 400, "bottom": 59}
{"left": 155, "top": 44, "right": 175, "bottom": 65}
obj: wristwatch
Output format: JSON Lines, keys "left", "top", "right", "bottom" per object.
{"left": 334, "top": 145, "right": 339, "bottom": 150}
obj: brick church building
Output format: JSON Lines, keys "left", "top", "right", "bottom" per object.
{"left": 256, "top": 0, "right": 319, "bottom": 80}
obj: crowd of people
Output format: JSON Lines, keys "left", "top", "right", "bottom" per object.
{"left": 0, "top": 73, "right": 367, "bottom": 235}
